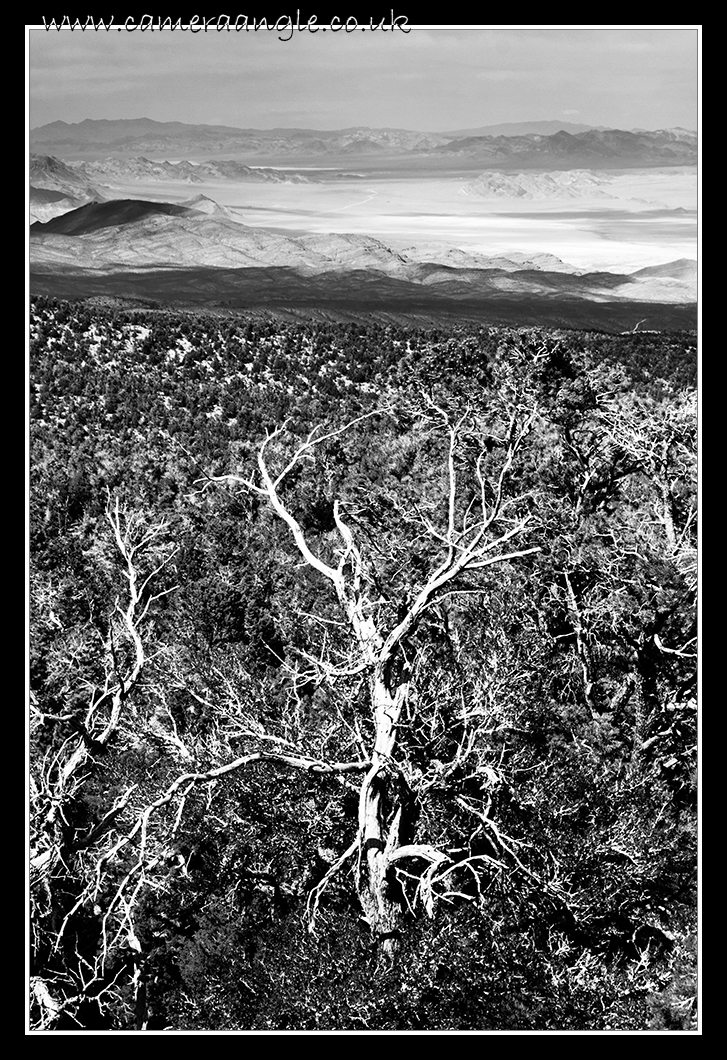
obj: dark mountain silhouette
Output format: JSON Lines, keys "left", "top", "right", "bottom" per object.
{"left": 30, "top": 198, "right": 191, "bottom": 235}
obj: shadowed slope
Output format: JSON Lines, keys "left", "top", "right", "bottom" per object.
{"left": 30, "top": 198, "right": 192, "bottom": 235}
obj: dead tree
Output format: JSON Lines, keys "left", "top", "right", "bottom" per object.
{"left": 29, "top": 495, "right": 178, "bottom": 1029}
{"left": 208, "top": 399, "right": 542, "bottom": 952}
{"left": 30, "top": 496, "right": 178, "bottom": 894}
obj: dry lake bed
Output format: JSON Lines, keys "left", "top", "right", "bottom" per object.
{"left": 118, "top": 165, "right": 697, "bottom": 274}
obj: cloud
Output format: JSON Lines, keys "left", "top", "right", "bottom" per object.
{"left": 28, "top": 26, "right": 699, "bottom": 132}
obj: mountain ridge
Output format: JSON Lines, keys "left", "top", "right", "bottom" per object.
{"left": 29, "top": 120, "right": 697, "bottom": 168}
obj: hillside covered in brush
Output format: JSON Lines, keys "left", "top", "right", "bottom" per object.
{"left": 30, "top": 298, "right": 697, "bottom": 1031}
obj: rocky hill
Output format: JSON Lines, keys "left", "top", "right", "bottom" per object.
{"left": 30, "top": 153, "right": 104, "bottom": 201}
{"left": 463, "top": 170, "right": 615, "bottom": 200}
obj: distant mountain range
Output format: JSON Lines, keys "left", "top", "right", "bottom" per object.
{"left": 75, "top": 155, "right": 313, "bottom": 184}
{"left": 444, "top": 121, "right": 602, "bottom": 137}
{"left": 28, "top": 152, "right": 314, "bottom": 222}
{"left": 29, "top": 118, "right": 446, "bottom": 158}
{"left": 29, "top": 118, "right": 697, "bottom": 168}
{"left": 29, "top": 196, "right": 697, "bottom": 326}
{"left": 430, "top": 128, "right": 697, "bottom": 167}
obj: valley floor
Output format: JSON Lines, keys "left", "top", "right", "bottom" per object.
{"left": 120, "top": 167, "right": 697, "bottom": 273}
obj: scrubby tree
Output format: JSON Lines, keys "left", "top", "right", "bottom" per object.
{"left": 205, "top": 385, "right": 544, "bottom": 951}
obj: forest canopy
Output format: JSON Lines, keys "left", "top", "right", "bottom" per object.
{"left": 29, "top": 298, "right": 697, "bottom": 1031}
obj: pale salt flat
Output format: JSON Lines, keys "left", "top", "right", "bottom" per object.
{"left": 105, "top": 168, "right": 697, "bottom": 274}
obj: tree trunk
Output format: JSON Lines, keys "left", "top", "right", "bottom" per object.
{"left": 658, "top": 478, "right": 678, "bottom": 549}
{"left": 358, "top": 775, "right": 403, "bottom": 956}
{"left": 357, "top": 672, "right": 407, "bottom": 956}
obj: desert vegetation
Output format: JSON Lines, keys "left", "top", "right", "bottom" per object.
{"left": 29, "top": 297, "right": 697, "bottom": 1030}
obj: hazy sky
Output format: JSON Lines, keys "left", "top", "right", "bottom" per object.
{"left": 28, "top": 24, "right": 699, "bottom": 132}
